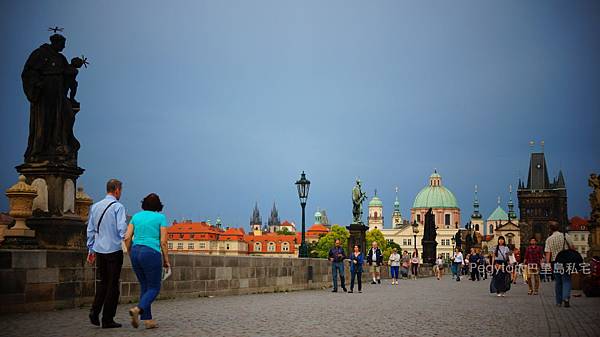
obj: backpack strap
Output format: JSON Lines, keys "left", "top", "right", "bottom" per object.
{"left": 96, "top": 201, "right": 118, "bottom": 233}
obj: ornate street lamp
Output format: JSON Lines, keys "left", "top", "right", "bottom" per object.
{"left": 451, "top": 236, "right": 456, "bottom": 252}
{"left": 411, "top": 220, "right": 419, "bottom": 251}
{"left": 295, "top": 171, "right": 310, "bottom": 258}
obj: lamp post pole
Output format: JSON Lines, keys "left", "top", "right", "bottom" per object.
{"left": 412, "top": 220, "right": 419, "bottom": 252}
{"left": 295, "top": 171, "right": 310, "bottom": 258}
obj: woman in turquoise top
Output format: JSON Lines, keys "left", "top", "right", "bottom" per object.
{"left": 124, "top": 193, "right": 170, "bottom": 329}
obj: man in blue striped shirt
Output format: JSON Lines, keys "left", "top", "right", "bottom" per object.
{"left": 86, "top": 179, "right": 128, "bottom": 329}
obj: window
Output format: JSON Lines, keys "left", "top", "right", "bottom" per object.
{"left": 475, "top": 224, "right": 480, "bottom": 232}
{"left": 168, "top": 242, "right": 173, "bottom": 249}
{"left": 403, "top": 239, "right": 407, "bottom": 246}
{"left": 416, "top": 214, "right": 421, "bottom": 222}
{"left": 407, "top": 239, "right": 412, "bottom": 246}
{"left": 188, "top": 243, "right": 194, "bottom": 250}
{"left": 199, "top": 242, "right": 206, "bottom": 249}
{"left": 445, "top": 214, "right": 451, "bottom": 227}
{"left": 282, "top": 242, "right": 290, "bottom": 251}
{"left": 226, "top": 244, "right": 230, "bottom": 250}
{"left": 268, "top": 242, "right": 276, "bottom": 252}
{"left": 179, "top": 234, "right": 184, "bottom": 239}
{"left": 254, "top": 242, "right": 262, "bottom": 252}
{"left": 177, "top": 242, "right": 183, "bottom": 250}
{"left": 489, "top": 225, "right": 493, "bottom": 234}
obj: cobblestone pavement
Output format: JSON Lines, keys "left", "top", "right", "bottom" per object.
{"left": 1, "top": 274, "right": 599, "bottom": 337}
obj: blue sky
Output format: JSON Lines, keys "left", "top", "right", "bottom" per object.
{"left": 1, "top": 0, "right": 599, "bottom": 230}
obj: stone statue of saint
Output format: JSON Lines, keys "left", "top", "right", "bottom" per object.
{"left": 21, "top": 33, "right": 81, "bottom": 165}
{"left": 423, "top": 208, "right": 436, "bottom": 242}
{"left": 352, "top": 179, "right": 367, "bottom": 224}
{"left": 589, "top": 173, "right": 600, "bottom": 223}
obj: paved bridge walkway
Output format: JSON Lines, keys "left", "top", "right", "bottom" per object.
{"left": 1, "top": 275, "right": 599, "bottom": 337}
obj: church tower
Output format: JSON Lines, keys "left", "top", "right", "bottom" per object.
{"left": 470, "top": 185, "right": 484, "bottom": 236}
{"left": 250, "top": 202, "right": 262, "bottom": 236}
{"left": 368, "top": 189, "right": 384, "bottom": 231}
{"left": 268, "top": 202, "right": 280, "bottom": 233}
{"left": 517, "top": 141, "right": 568, "bottom": 250}
{"left": 391, "top": 187, "right": 403, "bottom": 229}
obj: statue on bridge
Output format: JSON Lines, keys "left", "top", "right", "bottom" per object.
{"left": 21, "top": 30, "right": 87, "bottom": 166}
{"left": 352, "top": 179, "right": 367, "bottom": 224}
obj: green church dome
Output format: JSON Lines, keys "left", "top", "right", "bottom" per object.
{"left": 487, "top": 205, "right": 508, "bottom": 221}
{"left": 412, "top": 171, "right": 459, "bottom": 209}
{"left": 369, "top": 191, "right": 383, "bottom": 207}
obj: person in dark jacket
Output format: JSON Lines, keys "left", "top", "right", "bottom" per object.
{"left": 367, "top": 241, "right": 383, "bottom": 284}
{"left": 349, "top": 245, "right": 364, "bottom": 293}
{"left": 470, "top": 249, "right": 482, "bottom": 281}
{"left": 328, "top": 239, "right": 347, "bottom": 292}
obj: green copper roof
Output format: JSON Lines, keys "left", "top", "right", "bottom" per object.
{"left": 412, "top": 186, "right": 459, "bottom": 209}
{"left": 369, "top": 196, "right": 383, "bottom": 207}
{"left": 412, "top": 171, "right": 459, "bottom": 209}
{"left": 487, "top": 206, "right": 508, "bottom": 221}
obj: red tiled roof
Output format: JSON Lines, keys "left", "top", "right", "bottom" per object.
{"left": 570, "top": 216, "right": 589, "bottom": 231}
{"left": 280, "top": 220, "right": 295, "bottom": 227}
{"left": 168, "top": 222, "right": 223, "bottom": 240}
{"left": 218, "top": 227, "right": 246, "bottom": 241}
{"left": 308, "top": 224, "right": 329, "bottom": 233}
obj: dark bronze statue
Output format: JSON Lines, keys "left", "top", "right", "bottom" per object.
{"left": 21, "top": 32, "right": 85, "bottom": 166}
{"left": 422, "top": 208, "right": 438, "bottom": 264}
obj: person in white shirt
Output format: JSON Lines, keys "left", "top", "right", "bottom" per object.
{"left": 452, "top": 249, "right": 464, "bottom": 282}
{"left": 435, "top": 255, "right": 444, "bottom": 280}
{"left": 388, "top": 248, "right": 401, "bottom": 285}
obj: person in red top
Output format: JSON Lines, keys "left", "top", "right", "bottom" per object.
{"left": 523, "top": 237, "right": 543, "bottom": 295}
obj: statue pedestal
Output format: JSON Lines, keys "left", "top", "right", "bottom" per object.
{"left": 346, "top": 223, "right": 368, "bottom": 256}
{"left": 422, "top": 240, "right": 437, "bottom": 265}
{"left": 15, "top": 162, "right": 86, "bottom": 250}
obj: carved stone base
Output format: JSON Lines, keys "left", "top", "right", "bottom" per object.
{"left": 16, "top": 162, "right": 84, "bottom": 218}
{"left": 422, "top": 240, "right": 437, "bottom": 265}
{"left": 26, "top": 217, "right": 87, "bottom": 250}
{"left": 1, "top": 234, "right": 38, "bottom": 248}
{"left": 346, "top": 222, "right": 368, "bottom": 256}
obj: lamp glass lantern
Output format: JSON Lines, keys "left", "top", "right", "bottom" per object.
{"left": 295, "top": 171, "right": 310, "bottom": 205}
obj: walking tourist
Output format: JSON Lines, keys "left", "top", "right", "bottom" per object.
{"left": 491, "top": 236, "right": 511, "bottom": 297}
{"left": 435, "top": 254, "right": 444, "bottom": 280}
{"left": 367, "top": 241, "right": 383, "bottom": 284}
{"left": 349, "top": 244, "right": 364, "bottom": 293}
{"left": 401, "top": 251, "right": 410, "bottom": 279}
{"left": 125, "top": 193, "right": 171, "bottom": 329}
{"left": 470, "top": 250, "right": 482, "bottom": 281}
{"left": 545, "top": 221, "right": 575, "bottom": 307}
{"left": 452, "top": 248, "right": 464, "bottom": 282}
{"left": 328, "top": 239, "right": 347, "bottom": 292}
{"left": 86, "top": 179, "right": 127, "bottom": 329}
{"left": 410, "top": 249, "right": 420, "bottom": 280}
{"left": 510, "top": 245, "right": 520, "bottom": 284}
{"left": 524, "top": 237, "right": 543, "bottom": 295}
{"left": 388, "top": 248, "right": 401, "bottom": 284}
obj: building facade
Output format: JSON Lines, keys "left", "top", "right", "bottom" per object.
{"left": 568, "top": 216, "right": 590, "bottom": 257}
{"left": 368, "top": 190, "right": 384, "bottom": 231}
{"left": 517, "top": 149, "right": 568, "bottom": 252}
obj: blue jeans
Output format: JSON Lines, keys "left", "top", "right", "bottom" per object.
{"left": 554, "top": 272, "right": 572, "bottom": 304}
{"left": 390, "top": 266, "right": 399, "bottom": 279}
{"left": 331, "top": 262, "right": 346, "bottom": 290}
{"left": 130, "top": 245, "right": 162, "bottom": 320}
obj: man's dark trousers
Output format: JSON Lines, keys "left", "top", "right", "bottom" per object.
{"left": 91, "top": 250, "right": 123, "bottom": 323}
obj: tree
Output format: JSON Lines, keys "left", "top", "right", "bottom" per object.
{"left": 315, "top": 225, "right": 350, "bottom": 259}
{"left": 276, "top": 227, "right": 291, "bottom": 235}
{"left": 383, "top": 240, "right": 402, "bottom": 262}
{"left": 366, "top": 229, "right": 389, "bottom": 261}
